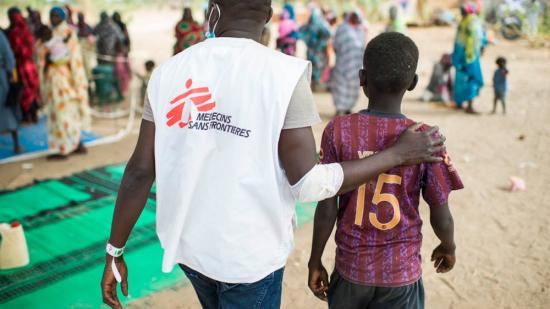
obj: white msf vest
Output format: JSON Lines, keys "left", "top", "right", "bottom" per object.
{"left": 147, "top": 38, "right": 310, "bottom": 283}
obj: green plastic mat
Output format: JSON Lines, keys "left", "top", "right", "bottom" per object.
{"left": 0, "top": 164, "right": 317, "bottom": 308}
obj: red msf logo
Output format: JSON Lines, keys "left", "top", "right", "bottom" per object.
{"left": 166, "top": 79, "right": 216, "bottom": 128}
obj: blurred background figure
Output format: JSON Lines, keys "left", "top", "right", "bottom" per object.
{"left": 94, "top": 12, "right": 123, "bottom": 65}
{"left": 114, "top": 41, "right": 131, "bottom": 94}
{"left": 422, "top": 53, "right": 454, "bottom": 105}
{"left": 0, "top": 29, "right": 21, "bottom": 154}
{"left": 300, "top": 7, "right": 331, "bottom": 91}
{"left": 173, "top": 7, "right": 204, "bottom": 55}
{"left": 331, "top": 11, "right": 367, "bottom": 115}
{"left": 283, "top": 0, "right": 296, "bottom": 21}
{"left": 526, "top": 0, "right": 542, "bottom": 38}
{"left": 386, "top": 5, "right": 407, "bottom": 33}
{"left": 277, "top": 8, "right": 298, "bottom": 56}
{"left": 36, "top": 6, "right": 90, "bottom": 159}
{"left": 138, "top": 59, "right": 155, "bottom": 107}
{"left": 76, "top": 12, "right": 96, "bottom": 80}
{"left": 452, "top": 2, "right": 484, "bottom": 113}
{"left": 112, "top": 12, "right": 131, "bottom": 53}
{"left": 7, "top": 7, "right": 40, "bottom": 124}
{"left": 26, "top": 7, "right": 44, "bottom": 38}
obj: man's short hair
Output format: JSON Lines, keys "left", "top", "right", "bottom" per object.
{"left": 364, "top": 32, "right": 419, "bottom": 94}
{"left": 216, "top": 0, "right": 272, "bottom": 21}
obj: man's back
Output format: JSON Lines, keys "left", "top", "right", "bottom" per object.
{"left": 147, "top": 38, "right": 310, "bottom": 282}
{"left": 320, "top": 111, "right": 462, "bottom": 287}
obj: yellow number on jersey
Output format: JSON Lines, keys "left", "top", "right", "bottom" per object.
{"left": 355, "top": 174, "right": 402, "bottom": 231}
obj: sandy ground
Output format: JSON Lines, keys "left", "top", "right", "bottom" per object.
{"left": 1, "top": 7, "right": 550, "bottom": 309}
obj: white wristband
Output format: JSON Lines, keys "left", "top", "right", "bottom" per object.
{"left": 106, "top": 243, "right": 125, "bottom": 257}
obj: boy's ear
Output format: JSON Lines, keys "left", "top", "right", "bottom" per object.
{"left": 359, "top": 69, "right": 367, "bottom": 87}
{"left": 408, "top": 74, "right": 418, "bottom": 91}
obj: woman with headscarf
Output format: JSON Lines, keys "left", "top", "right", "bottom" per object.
{"left": 94, "top": 12, "right": 124, "bottom": 64}
{"left": 277, "top": 8, "right": 298, "bottom": 56}
{"left": 452, "top": 3, "right": 484, "bottom": 113}
{"left": 7, "top": 7, "right": 40, "bottom": 123}
{"left": 330, "top": 11, "right": 367, "bottom": 115}
{"left": 0, "top": 29, "right": 22, "bottom": 154}
{"left": 173, "top": 7, "right": 204, "bottom": 55}
{"left": 299, "top": 7, "right": 332, "bottom": 90}
{"left": 112, "top": 12, "right": 131, "bottom": 52}
{"left": 36, "top": 6, "right": 90, "bottom": 159}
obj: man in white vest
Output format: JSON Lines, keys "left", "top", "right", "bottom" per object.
{"left": 101, "top": 1, "right": 445, "bottom": 308}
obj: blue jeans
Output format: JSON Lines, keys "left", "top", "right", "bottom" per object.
{"left": 180, "top": 264, "right": 284, "bottom": 309}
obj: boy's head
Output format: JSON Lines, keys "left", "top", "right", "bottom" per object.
{"left": 145, "top": 60, "right": 155, "bottom": 72}
{"left": 38, "top": 25, "right": 53, "bottom": 42}
{"left": 359, "top": 32, "right": 419, "bottom": 98}
{"left": 496, "top": 57, "right": 507, "bottom": 68}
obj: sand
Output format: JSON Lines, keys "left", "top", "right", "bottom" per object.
{"left": 1, "top": 8, "right": 549, "bottom": 309}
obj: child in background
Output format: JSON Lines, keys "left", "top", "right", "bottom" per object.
{"left": 308, "top": 33, "right": 463, "bottom": 309}
{"left": 37, "top": 25, "right": 70, "bottom": 72}
{"left": 138, "top": 60, "right": 155, "bottom": 107}
{"left": 422, "top": 53, "right": 454, "bottom": 104}
{"left": 492, "top": 57, "right": 508, "bottom": 115}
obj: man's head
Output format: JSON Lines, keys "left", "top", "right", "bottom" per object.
{"left": 183, "top": 7, "right": 194, "bottom": 21}
{"left": 496, "top": 56, "right": 507, "bottom": 69}
{"left": 100, "top": 11, "right": 109, "bottom": 23}
{"left": 113, "top": 12, "right": 122, "bottom": 22}
{"left": 206, "top": 0, "right": 273, "bottom": 39}
{"left": 360, "top": 32, "right": 419, "bottom": 98}
{"left": 348, "top": 11, "right": 360, "bottom": 26}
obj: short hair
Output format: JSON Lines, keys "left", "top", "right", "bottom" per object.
{"left": 364, "top": 32, "right": 419, "bottom": 94}
{"left": 496, "top": 57, "right": 506, "bottom": 66}
{"left": 215, "top": 0, "right": 272, "bottom": 21}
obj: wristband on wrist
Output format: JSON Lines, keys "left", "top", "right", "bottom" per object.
{"left": 106, "top": 243, "right": 125, "bottom": 257}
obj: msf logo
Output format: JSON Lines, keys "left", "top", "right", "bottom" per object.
{"left": 166, "top": 79, "right": 216, "bottom": 128}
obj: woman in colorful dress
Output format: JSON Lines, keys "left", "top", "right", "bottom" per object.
{"left": 173, "top": 8, "right": 204, "bottom": 55}
{"left": 37, "top": 7, "right": 90, "bottom": 159}
{"left": 331, "top": 11, "right": 367, "bottom": 115}
{"left": 277, "top": 8, "right": 298, "bottom": 56}
{"left": 299, "top": 8, "right": 332, "bottom": 91}
{"left": 452, "top": 3, "right": 484, "bottom": 113}
{"left": 7, "top": 7, "right": 40, "bottom": 123}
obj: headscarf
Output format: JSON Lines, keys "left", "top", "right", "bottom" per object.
{"left": 50, "top": 6, "right": 67, "bottom": 21}
{"left": 279, "top": 9, "right": 298, "bottom": 38}
{"left": 440, "top": 53, "right": 452, "bottom": 66}
{"left": 7, "top": 8, "right": 34, "bottom": 58}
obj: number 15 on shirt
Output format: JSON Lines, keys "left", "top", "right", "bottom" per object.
{"left": 355, "top": 173, "right": 402, "bottom": 231}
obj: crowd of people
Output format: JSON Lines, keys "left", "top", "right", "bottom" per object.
{"left": 0, "top": 6, "right": 133, "bottom": 159}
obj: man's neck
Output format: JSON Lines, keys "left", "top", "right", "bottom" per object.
{"left": 218, "top": 22, "right": 263, "bottom": 43}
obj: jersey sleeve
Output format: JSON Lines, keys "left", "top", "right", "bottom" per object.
{"left": 422, "top": 150, "right": 464, "bottom": 208}
{"left": 320, "top": 120, "right": 338, "bottom": 164}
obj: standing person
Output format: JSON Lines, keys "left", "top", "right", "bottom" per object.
{"left": 300, "top": 7, "right": 332, "bottom": 91}
{"left": 331, "top": 11, "right": 367, "bottom": 115}
{"left": 99, "top": 1, "right": 446, "bottom": 308}
{"left": 26, "top": 7, "right": 44, "bottom": 38}
{"left": 386, "top": 5, "right": 407, "bottom": 33}
{"left": 0, "top": 29, "right": 22, "bottom": 154}
{"left": 277, "top": 9, "right": 298, "bottom": 56}
{"left": 7, "top": 7, "right": 40, "bottom": 124}
{"left": 452, "top": 3, "right": 484, "bottom": 113}
{"left": 173, "top": 7, "right": 204, "bottom": 55}
{"left": 112, "top": 12, "right": 131, "bottom": 52}
{"left": 283, "top": 0, "right": 296, "bottom": 21}
{"left": 308, "top": 32, "right": 463, "bottom": 309}
{"left": 113, "top": 41, "right": 131, "bottom": 95}
{"left": 492, "top": 57, "right": 508, "bottom": 115}
{"left": 422, "top": 53, "right": 454, "bottom": 104}
{"left": 37, "top": 6, "right": 90, "bottom": 159}
{"left": 77, "top": 12, "right": 96, "bottom": 80}
{"left": 94, "top": 12, "right": 124, "bottom": 65}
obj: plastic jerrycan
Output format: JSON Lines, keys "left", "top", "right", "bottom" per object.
{"left": 0, "top": 221, "right": 30, "bottom": 270}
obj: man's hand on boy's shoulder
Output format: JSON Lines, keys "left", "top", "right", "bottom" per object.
{"left": 390, "top": 123, "right": 446, "bottom": 166}
{"left": 308, "top": 261, "right": 329, "bottom": 302}
{"left": 431, "top": 243, "right": 456, "bottom": 273}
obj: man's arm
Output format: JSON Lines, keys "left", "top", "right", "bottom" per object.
{"left": 308, "top": 197, "right": 338, "bottom": 301}
{"left": 278, "top": 123, "right": 444, "bottom": 196}
{"left": 101, "top": 120, "right": 155, "bottom": 309}
{"left": 430, "top": 203, "right": 456, "bottom": 273}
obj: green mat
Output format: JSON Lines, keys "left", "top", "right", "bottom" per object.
{"left": 0, "top": 164, "right": 317, "bottom": 308}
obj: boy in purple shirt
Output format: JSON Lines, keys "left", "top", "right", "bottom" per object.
{"left": 307, "top": 33, "right": 464, "bottom": 309}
